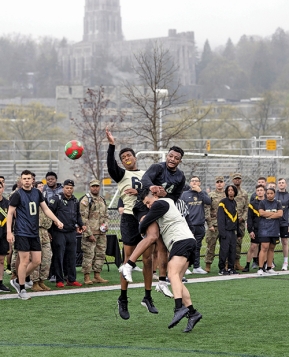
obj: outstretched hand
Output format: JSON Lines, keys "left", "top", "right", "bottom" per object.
{"left": 106, "top": 126, "right": 115, "bottom": 145}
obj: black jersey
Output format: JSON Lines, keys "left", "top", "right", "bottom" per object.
{"left": 0, "top": 197, "right": 9, "bottom": 238}
{"left": 141, "top": 162, "right": 185, "bottom": 202}
{"left": 9, "top": 188, "right": 44, "bottom": 238}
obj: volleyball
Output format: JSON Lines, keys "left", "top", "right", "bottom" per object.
{"left": 64, "top": 140, "right": 84, "bottom": 160}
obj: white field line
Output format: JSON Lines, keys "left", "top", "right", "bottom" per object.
{"left": 1, "top": 270, "right": 289, "bottom": 300}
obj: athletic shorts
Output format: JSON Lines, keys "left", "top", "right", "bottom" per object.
{"left": 120, "top": 213, "right": 142, "bottom": 246}
{"left": 250, "top": 231, "right": 261, "bottom": 244}
{"left": 14, "top": 235, "right": 41, "bottom": 252}
{"left": 169, "top": 238, "right": 196, "bottom": 266}
{"left": 259, "top": 236, "right": 280, "bottom": 245}
{"left": 0, "top": 235, "right": 9, "bottom": 255}
{"left": 280, "top": 226, "right": 289, "bottom": 238}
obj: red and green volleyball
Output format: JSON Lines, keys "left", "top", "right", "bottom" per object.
{"left": 64, "top": 140, "right": 84, "bottom": 160}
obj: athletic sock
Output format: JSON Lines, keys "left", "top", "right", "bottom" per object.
{"left": 127, "top": 260, "right": 136, "bottom": 268}
{"left": 145, "top": 289, "right": 151, "bottom": 299}
{"left": 25, "top": 276, "right": 31, "bottom": 282}
{"left": 119, "top": 289, "right": 128, "bottom": 301}
{"left": 253, "top": 257, "right": 258, "bottom": 263}
{"left": 175, "top": 298, "right": 183, "bottom": 309}
{"left": 0, "top": 280, "right": 2, "bottom": 285}
{"left": 20, "top": 284, "right": 25, "bottom": 291}
{"left": 159, "top": 276, "right": 166, "bottom": 282}
{"left": 284, "top": 257, "right": 288, "bottom": 264}
{"left": 187, "top": 305, "right": 196, "bottom": 315}
{"left": 245, "top": 262, "right": 250, "bottom": 268}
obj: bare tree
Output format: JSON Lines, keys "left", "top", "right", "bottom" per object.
{"left": 123, "top": 41, "right": 210, "bottom": 151}
{"left": 71, "top": 87, "right": 124, "bottom": 180}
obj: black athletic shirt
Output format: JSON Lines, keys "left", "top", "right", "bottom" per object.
{"left": 0, "top": 197, "right": 9, "bottom": 238}
{"left": 9, "top": 188, "right": 44, "bottom": 238}
{"left": 141, "top": 162, "right": 185, "bottom": 202}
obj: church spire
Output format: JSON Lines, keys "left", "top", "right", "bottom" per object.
{"left": 83, "top": 0, "right": 123, "bottom": 42}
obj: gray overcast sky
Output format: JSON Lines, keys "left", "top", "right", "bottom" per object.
{"left": 0, "top": 0, "right": 289, "bottom": 49}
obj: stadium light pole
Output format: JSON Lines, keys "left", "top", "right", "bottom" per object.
{"left": 156, "top": 88, "right": 168, "bottom": 151}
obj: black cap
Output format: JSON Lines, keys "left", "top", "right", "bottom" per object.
{"left": 63, "top": 179, "right": 75, "bottom": 187}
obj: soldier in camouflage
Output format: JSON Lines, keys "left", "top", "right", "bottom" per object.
{"left": 31, "top": 181, "right": 52, "bottom": 291}
{"left": 80, "top": 179, "right": 109, "bottom": 284}
{"left": 232, "top": 173, "right": 249, "bottom": 270}
{"left": 204, "top": 176, "right": 226, "bottom": 272}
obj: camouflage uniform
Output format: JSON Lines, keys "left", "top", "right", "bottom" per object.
{"left": 31, "top": 208, "right": 52, "bottom": 282}
{"left": 234, "top": 188, "right": 249, "bottom": 260}
{"left": 205, "top": 190, "right": 226, "bottom": 264}
{"left": 80, "top": 193, "right": 109, "bottom": 274}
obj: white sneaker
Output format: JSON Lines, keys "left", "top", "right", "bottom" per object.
{"left": 133, "top": 266, "right": 142, "bottom": 272}
{"left": 25, "top": 281, "right": 33, "bottom": 290}
{"left": 257, "top": 269, "right": 263, "bottom": 276}
{"left": 155, "top": 281, "right": 174, "bottom": 298}
{"left": 120, "top": 263, "right": 133, "bottom": 283}
{"left": 266, "top": 268, "right": 277, "bottom": 275}
{"left": 10, "top": 278, "right": 20, "bottom": 293}
{"left": 193, "top": 267, "right": 208, "bottom": 274}
{"left": 49, "top": 275, "right": 56, "bottom": 282}
{"left": 18, "top": 289, "right": 31, "bottom": 300}
{"left": 282, "top": 262, "right": 288, "bottom": 271}
{"left": 185, "top": 269, "right": 192, "bottom": 275}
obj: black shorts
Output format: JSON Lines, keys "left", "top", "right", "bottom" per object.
{"left": 133, "top": 200, "right": 149, "bottom": 221}
{"left": 14, "top": 235, "right": 41, "bottom": 252}
{"left": 169, "top": 238, "right": 196, "bottom": 266}
{"left": 120, "top": 213, "right": 143, "bottom": 247}
{"left": 250, "top": 231, "right": 261, "bottom": 244}
{"left": 280, "top": 226, "right": 289, "bottom": 238}
{"left": 259, "top": 236, "right": 280, "bottom": 245}
{"left": 0, "top": 235, "right": 9, "bottom": 255}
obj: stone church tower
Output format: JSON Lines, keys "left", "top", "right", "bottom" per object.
{"left": 59, "top": 0, "right": 196, "bottom": 90}
{"left": 83, "top": 0, "right": 123, "bottom": 42}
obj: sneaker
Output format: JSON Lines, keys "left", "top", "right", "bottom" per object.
{"left": 218, "top": 269, "right": 229, "bottom": 276}
{"left": 120, "top": 263, "right": 133, "bottom": 283}
{"left": 182, "top": 277, "right": 188, "bottom": 283}
{"left": 185, "top": 269, "right": 192, "bottom": 275}
{"left": 251, "top": 262, "right": 258, "bottom": 269}
{"left": 117, "top": 298, "right": 130, "bottom": 320}
{"left": 183, "top": 310, "right": 202, "bottom": 332}
{"left": 266, "top": 269, "right": 277, "bottom": 275}
{"left": 56, "top": 282, "right": 64, "bottom": 288}
{"left": 10, "top": 278, "right": 20, "bottom": 293}
{"left": 242, "top": 266, "right": 249, "bottom": 272}
{"left": 282, "top": 262, "right": 288, "bottom": 271}
{"left": 132, "top": 266, "right": 142, "bottom": 272}
{"left": 18, "top": 289, "right": 31, "bottom": 300}
{"left": 4, "top": 269, "right": 12, "bottom": 275}
{"left": 49, "top": 275, "right": 56, "bottom": 282}
{"left": 228, "top": 269, "right": 239, "bottom": 275}
{"left": 0, "top": 283, "right": 11, "bottom": 292}
{"left": 257, "top": 269, "right": 264, "bottom": 276}
{"left": 25, "top": 280, "right": 33, "bottom": 290}
{"left": 155, "top": 281, "right": 174, "bottom": 298}
{"left": 141, "top": 297, "right": 159, "bottom": 314}
{"left": 193, "top": 267, "right": 208, "bottom": 274}
{"left": 152, "top": 273, "right": 159, "bottom": 280}
{"left": 168, "top": 306, "right": 189, "bottom": 329}
{"left": 66, "top": 281, "right": 82, "bottom": 287}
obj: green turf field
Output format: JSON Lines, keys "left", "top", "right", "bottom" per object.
{"left": 1, "top": 252, "right": 289, "bottom": 357}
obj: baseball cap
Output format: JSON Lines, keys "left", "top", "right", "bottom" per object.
{"left": 63, "top": 179, "right": 75, "bottom": 186}
{"left": 215, "top": 176, "right": 224, "bottom": 182}
{"left": 232, "top": 173, "right": 242, "bottom": 179}
{"left": 90, "top": 179, "right": 100, "bottom": 186}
